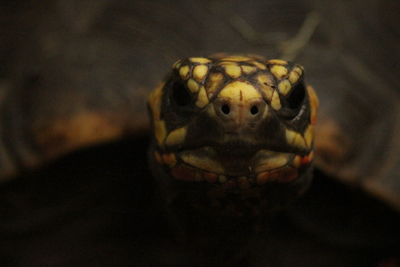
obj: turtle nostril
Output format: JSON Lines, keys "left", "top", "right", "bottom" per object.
{"left": 221, "top": 104, "right": 230, "bottom": 115}
{"left": 250, "top": 105, "right": 259, "bottom": 115}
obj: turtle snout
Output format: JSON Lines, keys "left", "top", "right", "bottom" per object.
{"left": 210, "top": 81, "right": 268, "bottom": 132}
{"left": 213, "top": 98, "right": 267, "bottom": 132}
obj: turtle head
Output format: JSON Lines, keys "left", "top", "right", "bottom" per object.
{"left": 147, "top": 54, "right": 318, "bottom": 213}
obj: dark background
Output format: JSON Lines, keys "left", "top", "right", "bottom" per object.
{"left": 0, "top": 0, "right": 399, "bottom": 266}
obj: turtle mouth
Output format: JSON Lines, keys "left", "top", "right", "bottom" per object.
{"left": 153, "top": 146, "right": 314, "bottom": 187}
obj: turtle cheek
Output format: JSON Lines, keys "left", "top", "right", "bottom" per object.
{"left": 306, "top": 85, "right": 319, "bottom": 125}
{"left": 164, "top": 126, "right": 188, "bottom": 148}
{"left": 271, "top": 90, "right": 315, "bottom": 154}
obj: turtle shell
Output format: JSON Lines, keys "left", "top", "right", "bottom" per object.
{"left": 0, "top": 0, "right": 399, "bottom": 213}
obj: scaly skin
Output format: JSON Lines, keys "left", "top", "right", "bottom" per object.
{"left": 147, "top": 54, "right": 318, "bottom": 226}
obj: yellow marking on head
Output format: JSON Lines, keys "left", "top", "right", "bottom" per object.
{"left": 255, "top": 158, "right": 287, "bottom": 173}
{"left": 179, "top": 65, "right": 190, "bottom": 80}
{"left": 207, "top": 72, "right": 224, "bottom": 98}
{"left": 218, "top": 81, "right": 261, "bottom": 102}
{"left": 271, "top": 65, "right": 288, "bottom": 79}
{"left": 180, "top": 152, "right": 224, "bottom": 173}
{"left": 254, "top": 151, "right": 290, "bottom": 173}
{"left": 165, "top": 126, "right": 187, "bottom": 147}
{"left": 261, "top": 104, "right": 269, "bottom": 119}
{"left": 223, "top": 64, "right": 242, "bottom": 78}
{"left": 218, "top": 61, "right": 238, "bottom": 66}
{"left": 292, "top": 66, "right": 303, "bottom": 74}
{"left": 304, "top": 125, "right": 314, "bottom": 148}
{"left": 278, "top": 80, "right": 292, "bottom": 95}
{"left": 162, "top": 153, "right": 177, "bottom": 167}
{"left": 190, "top": 57, "right": 211, "bottom": 64}
{"left": 271, "top": 91, "right": 281, "bottom": 110}
{"left": 289, "top": 70, "right": 300, "bottom": 84}
{"left": 196, "top": 86, "right": 209, "bottom": 108}
{"left": 292, "top": 155, "right": 302, "bottom": 168}
{"left": 286, "top": 129, "right": 307, "bottom": 149}
{"left": 267, "top": 59, "right": 288, "bottom": 65}
{"left": 257, "top": 74, "right": 274, "bottom": 100}
{"left": 221, "top": 55, "right": 251, "bottom": 62}
{"left": 307, "top": 85, "right": 319, "bottom": 125}
{"left": 293, "top": 135, "right": 307, "bottom": 149}
{"left": 285, "top": 129, "right": 297, "bottom": 145}
{"left": 308, "top": 151, "right": 314, "bottom": 161}
{"left": 187, "top": 79, "right": 199, "bottom": 93}
{"left": 173, "top": 60, "right": 181, "bottom": 69}
{"left": 193, "top": 65, "right": 208, "bottom": 82}
{"left": 250, "top": 61, "right": 266, "bottom": 70}
{"left": 154, "top": 120, "right": 167, "bottom": 146}
{"left": 241, "top": 65, "right": 257, "bottom": 74}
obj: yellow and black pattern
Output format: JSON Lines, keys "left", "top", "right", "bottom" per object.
{"left": 148, "top": 54, "right": 317, "bottom": 188}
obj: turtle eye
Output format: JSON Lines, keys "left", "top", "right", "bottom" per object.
{"left": 286, "top": 81, "right": 305, "bottom": 110}
{"left": 171, "top": 81, "right": 191, "bottom": 106}
{"left": 278, "top": 80, "right": 306, "bottom": 120}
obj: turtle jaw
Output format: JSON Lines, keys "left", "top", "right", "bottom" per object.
{"left": 148, "top": 142, "right": 314, "bottom": 220}
{"left": 151, "top": 145, "right": 314, "bottom": 189}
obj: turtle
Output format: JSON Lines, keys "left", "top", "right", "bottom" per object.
{"left": 146, "top": 54, "right": 317, "bottom": 225}
{"left": 0, "top": 0, "right": 399, "bottom": 266}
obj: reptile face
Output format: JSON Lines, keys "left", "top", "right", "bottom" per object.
{"left": 148, "top": 55, "right": 318, "bottom": 212}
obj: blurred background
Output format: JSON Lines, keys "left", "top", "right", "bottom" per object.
{"left": 0, "top": 0, "right": 399, "bottom": 266}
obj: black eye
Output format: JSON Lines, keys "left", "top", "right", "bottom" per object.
{"left": 278, "top": 81, "right": 306, "bottom": 120}
{"left": 251, "top": 105, "right": 260, "bottom": 115}
{"left": 221, "top": 104, "right": 230, "bottom": 114}
{"left": 172, "top": 81, "right": 191, "bottom": 106}
{"left": 286, "top": 81, "right": 305, "bottom": 110}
